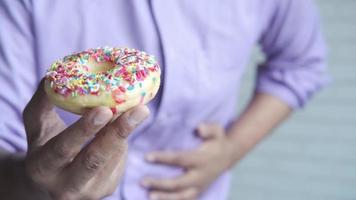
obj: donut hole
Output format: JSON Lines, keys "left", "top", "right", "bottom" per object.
{"left": 87, "top": 58, "right": 115, "bottom": 73}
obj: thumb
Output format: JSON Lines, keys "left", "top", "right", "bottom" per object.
{"left": 196, "top": 123, "right": 224, "bottom": 140}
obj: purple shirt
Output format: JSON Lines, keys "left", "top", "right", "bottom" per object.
{"left": 0, "top": 0, "right": 328, "bottom": 199}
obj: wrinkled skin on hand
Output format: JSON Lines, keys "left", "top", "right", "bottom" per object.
{"left": 23, "top": 80, "right": 149, "bottom": 200}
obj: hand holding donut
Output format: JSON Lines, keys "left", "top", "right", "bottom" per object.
{"left": 23, "top": 80, "right": 149, "bottom": 199}
{"left": 19, "top": 47, "right": 159, "bottom": 199}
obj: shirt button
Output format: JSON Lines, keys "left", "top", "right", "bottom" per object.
{"left": 272, "top": 71, "right": 284, "bottom": 81}
{"left": 157, "top": 111, "right": 175, "bottom": 123}
{"left": 157, "top": 112, "right": 168, "bottom": 123}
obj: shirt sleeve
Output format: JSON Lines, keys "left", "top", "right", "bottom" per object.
{"left": 0, "top": 0, "right": 37, "bottom": 153}
{"left": 256, "top": 0, "right": 329, "bottom": 109}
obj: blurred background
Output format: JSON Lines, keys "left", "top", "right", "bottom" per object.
{"left": 229, "top": 0, "right": 356, "bottom": 199}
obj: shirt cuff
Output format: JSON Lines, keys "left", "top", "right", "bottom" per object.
{"left": 255, "top": 79, "right": 300, "bottom": 109}
{"left": 255, "top": 66, "right": 329, "bottom": 109}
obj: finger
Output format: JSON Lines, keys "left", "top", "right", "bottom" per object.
{"left": 145, "top": 151, "right": 194, "bottom": 168}
{"left": 149, "top": 188, "right": 198, "bottom": 200}
{"left": 196, "top": 123, "right": 224, "bottom": 140}
{"left": 23, "top": 79, "right": 55, "bottom": 123}
{"left": 26, "top": 107, "right": 113, "bottom": 178}
{"left": 23, "top": 79, "right": 64, "bottom": 149}
{"left": 66, "top": 105, "right": 149, "bottom": 186}
{"left": 141, "top": 172, "right": 196, "bottom": 192}
{"left": 82, "top": 145, "right": 128, "bottom": 197}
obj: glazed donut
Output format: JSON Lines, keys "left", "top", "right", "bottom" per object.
{"left": 44, "top": 47, "right": 161, "bottom": 115}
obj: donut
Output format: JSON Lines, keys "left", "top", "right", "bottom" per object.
{"left": 44, "top": 47, "right": 161, "bottom": 115}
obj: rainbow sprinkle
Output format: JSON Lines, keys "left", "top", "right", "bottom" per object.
{"left": 45, "top": 47, "right": 160, "bottom": 104}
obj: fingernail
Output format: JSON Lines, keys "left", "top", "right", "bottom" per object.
{"left": 93, "top": 108, "right": 112, "bottom": 125}
{"left": 127, "top": 106, "right": 149, "bottom": 126}
{"left": 145, "top": 154, "right": 155, "bottom": 162}
{"left": 150, "top": 193, "right": 159, "bottom": 200}
{"left": 198, "top": 124, "right": 207, "bottom": 132}
{"left": 140, "top": 179, "right": 150, "bottom": 188}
